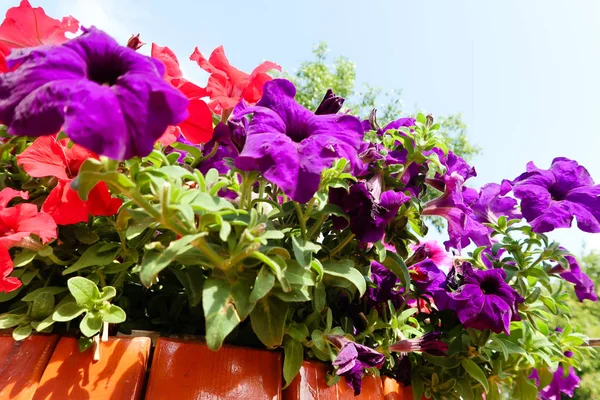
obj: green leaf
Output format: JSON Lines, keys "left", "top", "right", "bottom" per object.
{"left": 514, "top": 373, "right": 538, "bottom": 400}
{"left": 250, "top": 252, "right": 291, "bottom": 292}
{"left": 0, "top": 313, "right": 24, "bottom": 329}
{"left": 140, "top": 234, "right": 206, "bottom": 287}
{"left": 190, "top": 192, "right": 234, "bottom": 212}
{"left": 283, "top": 336, "right": 304, "bottom": 388}
{"left": 63, "top": 243, "right": 120, "bottom": 275}
{"left": 286, "top": 323, "right": 309, "bottom": 342}
{"left": 461, "top": 358, "right": 489, "bottom": 392}
{"left": 53, "top": 301, "right": 86, "bottom": 322}
{"left": 32, "top": 317, "right": 55, "bottom": 332}
{"left": 250, "top": 296, "right": 289, "bottom": 348}
{"left": 98, "top": 286, "right": 117, "bottom": 302}
{"left": 68, "top": 277, "right": 100, "bottom": 307}
{"left": 249, "top": 266, "right": 275, "bottom": 304}
{"left": 382, "top": 252, "right": 410, "bottom": 291}
{"left": 21, "top": 287, "right": 66, "bottom": 302}
{"left": 172, "top": 267, "right": 205, "bottom": 307}
{"left": 203, "top": 276, "right": 254, "bottom": 350}
{"left": 322, "top": 260, "right": 366, "bottom": 296}
{"left": 12, "top": 250, "right": 36, "bottom": 267}
{"left": 80, "top": 311, "right": 102, "bottom": 337}
{"left": 13, "top": 325, "right": 32, "bottom": 341}
{"left": 291, "top": 236, "right": 321, "bottom": 267}
{"left": 31, "top": 292, "right": 55, "bottom": 319}
{"left": 284, "top": 260, "right": 317, "bottom": 286}
{"left": 101, "top": 304, "right": 126, "bottom": 324}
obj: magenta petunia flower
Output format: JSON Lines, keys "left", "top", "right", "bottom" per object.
{"left": 329, "top": 336, "right": 385, "bottom": 395}
{"left": 552, "top": 254, "right": 598, "bottom": 302}
{"left": 329, "top": 180, "right": 409, "bottom": 243}
{"left": 463, "top": 181, "right": 521, "bottom": 225}
{"left": 0, "top": 27, "right": 189, "bottom": 160}
{"left": 531, "top": 349, "right": 580, "bottom": 400}
{"left": 314, "top": 88, "right": 344, "bottom": 115}
{"left": 422, "top": 173, "right": 491, "bottom": 251}
{"left": 408, "top": 240, "right": 453, "bottom": 273}
{"left": 234, "top": 79, "right": 364, "bottom": 203}
{"left": 450, "top": 263, "right": 524, "bottom": 334}
{"left": 390, "top": 332, "right": 448, "bottom": 356}
{"left": 512, "top": 157, "right": 600, "bottom": 233}
{"left": 368, "top": 261, "right": 403, "bottom": 308}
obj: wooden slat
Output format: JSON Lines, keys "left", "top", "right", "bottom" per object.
{"left": 32, "top": 336, "right": 150, "bottom": 400}
{"left": 382, "top": 377, "right": 416, "bottom": 400}
{"left": 283, "top": 360, "right": 384, "bottom": 400}
{"left": 0, "top": 334, "right": 59, "bottom": 400}
{"left": 144, "top": 338, "right": 283, "bottom": 400}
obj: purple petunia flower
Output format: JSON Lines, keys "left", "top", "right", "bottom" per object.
{"left": 390, "top": 332, "right": 448, "bottom": 356}
{"left": 531, "top": 349, "right": 580, "bottom": 400}
{"left": 552, "top": 254, "right": 598, "bottom": 302}
{"left": 329, "top": 336, "right": 385, "bottom": 395}
{"left": 450, "top": 263, "right": 524, "bottom": 334}
{"left": 197, "top": 122, "right": 242, "bottom": 175}
{"left": 512, "top": 157, "right": 600, "bottom": 233}
{"left": 329, "top": 179, "right": 410, "bottom": 243}
{"left": 426, "top": 149, "right": 477, "bottom": 191}
{"left": 368, "top": 261, "right": 403, "bottom": 308}
{"left": 314, "top": 89, "right": 344, "bottom": 115}
{"left": 234, "top": 79, "right": 364, "bottom": 203}
{"left": 407, "top": 240, "right": 453, "bottom": 273}
{"left": 0, "top": 27, "right": 188, "bottom": 160}
{"left": 422, "top": 173, "right": 491, "bottom": 251}
{"left": 463, "top": 181, "right": 521, "bottom": 225}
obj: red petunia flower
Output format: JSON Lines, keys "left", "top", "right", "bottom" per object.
{"left": 190, "top": 45, "right": 281, "bottom": 115}
{"left": 0, "top": 0, "right": 79, "bottom": 72}
{"left": 0, "top": 187, "right": 57, "bottom": 248}
{"left": 0, "top": 244, "right": 20, "bottom": 293}
{"left": 17, "top": 136, "right": 122, "bottom": 225}
{"left": 152, "top": 43, "right": 213, "bottom": 145}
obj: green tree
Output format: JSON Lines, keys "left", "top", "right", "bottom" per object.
{"left": 563, "top": 250, "right": 600, "bottom": 399}
{"left": 284, "top": 42, "right": 480, "bottom": 162}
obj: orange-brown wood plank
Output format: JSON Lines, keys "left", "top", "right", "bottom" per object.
{"left": 0, "top": 334, "right": 59, "bottom": 400}
{"left": 144, "top": 338, "right": 283, "bottom": 400}
{"left": 382, "top": 377, "right": 415, "bottom": 400}
{"left": 283, "top": 360, "right": 384, "bottom": 400}
{"left": 32, "top": 336, "right": 150, "bottom": 400}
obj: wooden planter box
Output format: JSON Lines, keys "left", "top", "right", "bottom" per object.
{"left": 0, "top": 334, "right": 414, "bottom": 400}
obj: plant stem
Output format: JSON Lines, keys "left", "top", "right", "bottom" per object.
{"left": 308, "top": 215, "right": 327, "bottom": 240}
{"left": 327, "top": 232, "right": 356, "bottom": 259}
{"left": 294, "top": 202, "right": 307, "bottom": 239}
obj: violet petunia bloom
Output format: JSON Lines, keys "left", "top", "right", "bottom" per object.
{"left": 422, "top": 173, "right": 491, "bottom": 251}
{"left": 463, "top": 181, "right": 522, "bottom": 225}
{"left": 197, "top": 122, "right": 242, "bottom": 175}
{"left": 553, "top": 254, "right": 598, "bottom": 302}
{"left": 426, "top": 149, "right": 477, "bottom": 191}
{"left": 532, "top": 349, "right": 580, "bottom": 400}
{"left": 0, "top": 27, "right": 188, "bottom": 160}
{"left": 450, "top": 263, "right": 524, "bottom": 334}
{"left": 234, "top": 79, "right": 364, "bottom": 203}
{"left": 381, "top": 117, "right": 416, "bottom": 135}
{"left": 409, "top": 260, "right": 447, "bottom": 294}
{"left": 390, "top": 332, "right": 448, "bottom": 356}
{"left": 329, "top": 336, "right": 385, "bottom": 395}
{"left": 368, "top": 261, "right": 403, "bottom": 308}
{"left": 314, "top": 89, "right": 344, "bottom": 115}
{"left": 329, "top": 179, "right": 410, "bottom": 243}
{"left": 512, "top": 157, "right": 600, "bottom": 233}
{"left": 408, "top": 240, "right": 453, "bottom": 273}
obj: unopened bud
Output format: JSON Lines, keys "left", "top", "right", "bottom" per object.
{"left": 127, "top": 34, "right": 145, "bottom": 51}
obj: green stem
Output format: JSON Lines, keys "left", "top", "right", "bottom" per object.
{"left": 327, "top": 232, "right": 356, "bottom": 259}
{"left": 294, "top": 202, "right": 307, "bottom": 239}
{"left": 118, "top": 184, "right": 226, "bottom": 268}
{"left": 308, "top": 215, "right": 327, "bottom": 240}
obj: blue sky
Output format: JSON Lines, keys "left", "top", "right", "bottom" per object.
{"left": 9, "top": 0, "right": 600, "bottom": 253}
